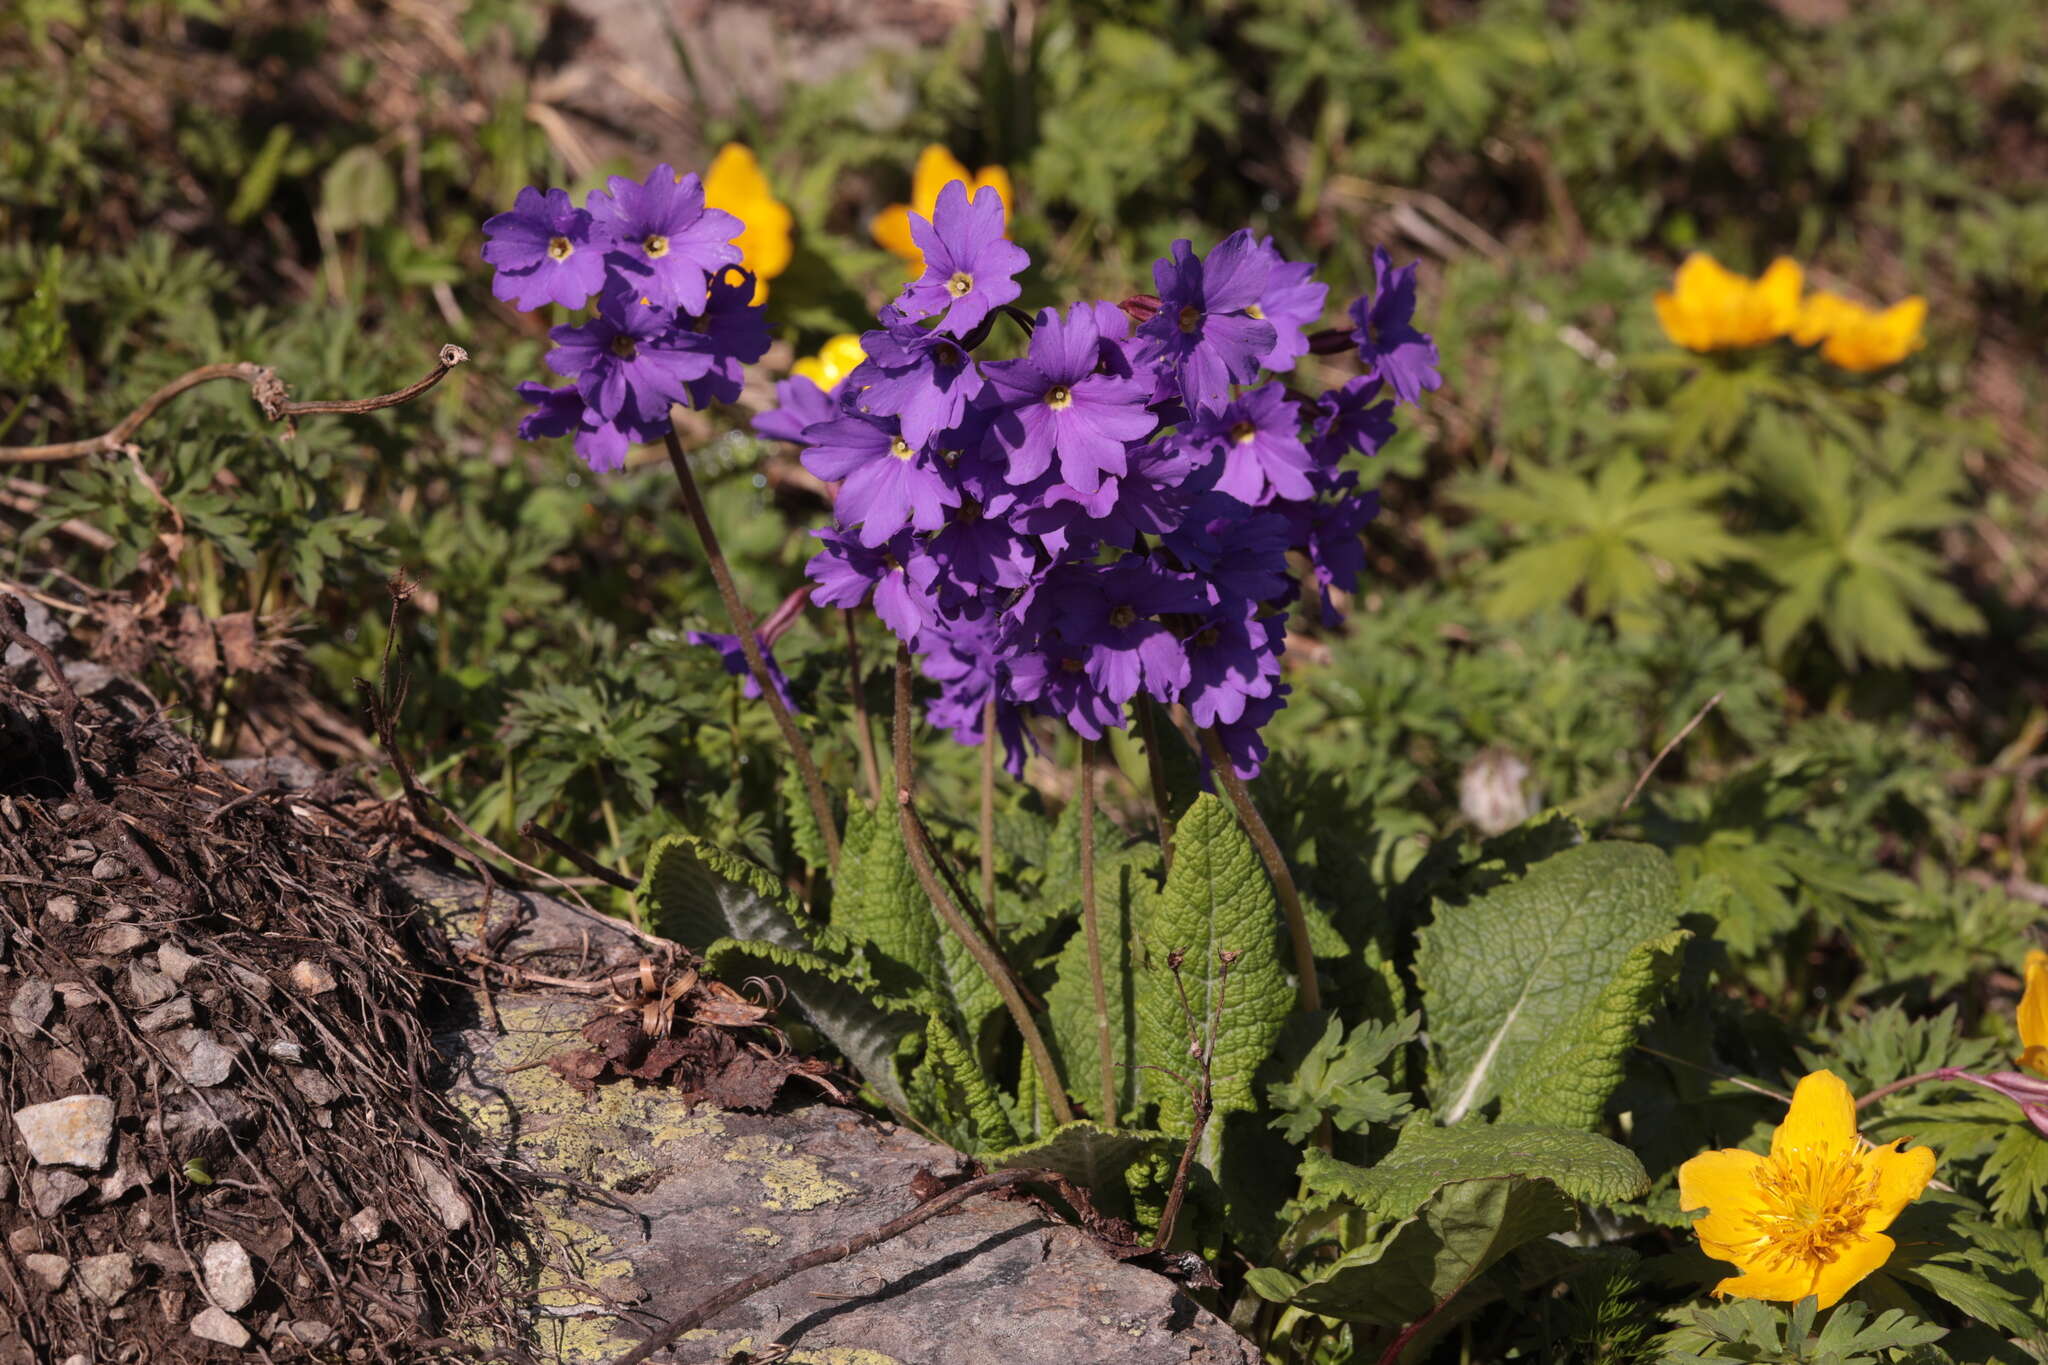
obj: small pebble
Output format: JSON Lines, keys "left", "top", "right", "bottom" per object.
{"left": 128, "top": 961, "right": 177, "bottom": 1008}
{"left": 137, "top": 997, "right": 195, "bottom": 1033}
{"left": 165, "top": 1030, "right": 235, "bottom": 1088}
{"left": 29, "top": 1168, "right": 89, "bottom": 1217}
{"left": 156, "top": 942, "right": 199, "bottom": 983}
{"left": 54, "top": 802, "right": 80, "bottom": 822}
{"left": 288, "top": 960, "right": 336, "bottom": 995}
{"left": 89, "top": 854, "right": 128, "bottom": 881}
{"left": 345, "top": 1206, "right": 383, "bottom": 1242}
{"left": 287, "top": 1320, "right": 334, "bottom": 1347}
{"left": 201, "top": 1239, "right": 256, "bottom": 1312}
{"left": 9, "top": 979, "right": 53, "bottom": 1037}
{"left": 12, "top": 1094, "right": 115, "bottom": 1168}
{"left": 190, "top": 1307, "right": 251, "bottom": 1348}
{"left": 100, "top": 901, "right": 138, "bottom": 923}
{"left": 42, "top": 895, "right": 78, "bottom": 924}
{"left": 7, "top": 1227, "right": 40, "bottom": 1254}
{"left": 76, "top": 1251, "right": 137, "bottom": 1304}
{"left": 22, "top": 1253, "right": 68, "bottom": 1290}
{"left": 90, "top": 924, "right": 147, "bottom": 955}
{"left": 56, "top": 841, "right": 96, "bottom": 865}
{"left": 263, "top": 1036, "right": 305, "bottom": 1063}
{"left": 285, "top": 1068, "right": 342, "bottom": 1106}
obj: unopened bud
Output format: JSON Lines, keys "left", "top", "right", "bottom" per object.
{"left": 1118, "top": 294, "right": 1162, "bottom": 325}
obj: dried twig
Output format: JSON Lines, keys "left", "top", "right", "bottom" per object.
{"left": 1153, "top": 948, "right": 1236, "bottom": 1251}
{"left": 1621, "top": 691, "right": 1724, "bottom": 812}
{"left": 521, "top": 818, "right": 640, "bottom": 892}
{"left": 0, "top": 344, "right": 468, "bottom": 463}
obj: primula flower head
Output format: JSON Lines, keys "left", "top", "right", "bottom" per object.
{"left": 1679, "top": 1069, "right": 1935, "bottom": 1310}
{"left": 792, "top": 334, "right": 867, "bottom": 392}
{"left": 482, "top": 186, "right": 609, "bottom": 311}
{"left": 1137, "top": 230, "right": 1277, "bottom": 416}
{"left": 2019, "top": 949, "right": 2048, "bottom": 1079}
{"left": 701, "top": 143, "right": 792, "bottom": 304}
{"left": 1348, "top": 248, "right": 1442, "bottom": 406}
{"left": 1654, "top": 253, "right": 1804, "bottom": 353}
{"left": 896, "top": 181, "right": 1028, "bottom": 337}
{"left": 1794, "top": 291, "right": 1926, "bottom": 373}
{"left": 586, "top": 163, "right": 743, "bottom": 314}
{"left": 872, "top": 145, "right": 1013, "bottom": 275}
{"left": 546, "top": 288, "right": 713, "bottom": 428}
{"left": 800, "top": 412, "right": 961, "bottom": 547}
{"left": 851, "top": 314, "right": 981, "bottom": 450}
{"left": 1251, "top": 238, "right": 1328, "bottom": 373}
{"left": 983, "top": 303, "right": 1158, "bottom": 493}
{"left": 1184, "top": 384, "right": 1316, "bottom": 506}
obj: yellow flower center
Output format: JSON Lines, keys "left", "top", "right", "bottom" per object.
{"left": 889, "top": 436, "right": 915, "bottom": 461}
{"left": 1045, "top": 385, "right": 1073, "bottom": 411}
{"left": 1245, "top": 303, "right": 1264, "bottom": 320}
{"left": 1229, "top": 420, "right": 1257, "bottom": 445}
{"left": 643, "top": 234, "right": 671, "bottom": 258}
{"left": 947, "top": 271, "right": 974, "bottom": 298}
{"left": 1177, "top": 305, "right": 1201, "bottom": 334}
{"left": 547, "top": 235, "right": 575, "bottom": 262}
{"left": 1060, "top": 656, "right": 1085, "bottom": 673}
{"left": 609, "top": 334, "right": 638, "bottom": 361}
{"left": 1740, "top": 1150, "right": 1880, "bottom": 1273}
{"left": 1108, "top": 605, "right": 1137, "bottom": 629}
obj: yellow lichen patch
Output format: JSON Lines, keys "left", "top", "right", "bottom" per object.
{"left": 737, "top": 1225, "right": 784, "bottom": 1247}
{"left": 534, "top": 1313, "right": 642, "bottom": 1364}
{"left": 721, "top": 1134, "right": 857, "bottom": 1212}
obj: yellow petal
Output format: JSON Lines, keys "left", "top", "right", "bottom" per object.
{"left": 1756, "top": 257, "right": 1805, "bottom": 335}
{"left": 1672, "top": 252, "right": 1741, "bottom": 302}
{"left": 871, "top": 203, "right": 919, "bottom": 263}
{"left": 1793, "top": 291, "right": 1858, "bottom": 346}
{"left": 2019, "top": 1043, "right": 2048, "bottom": 1079}
{"left": 1678, "top": 1147, "right": 1768, "bottom": 1247}
{"left": 2019, "top": 949, "right": 2048, "bottom": 1063}
{"left": 1773, "top": 1070, "right": 1858, "bottom": 1161}
{"left": 911, "top": 144, "right": 974, "bottom": 215}
{"left": 1811, "top": 1231, "right": 1895, "bottom": 1310}
{"left": 1713, "top": 1262, "right": 1823, "bottom": 1304}
{"left": 1655, "top": 291, "right": 1712, "bottom": 352}
{"left": 1858, "top": 1139, "right": 1936, "bottom": 1229}
{"left": 703, "top": 144, "right": 794, "bottom": 296}
{"left": 790, "top": 356, "right": 828, "bottom": 388}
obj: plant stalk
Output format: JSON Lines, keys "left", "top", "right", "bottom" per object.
{"left": 980, "top": 699, "right": 1000, "bottom": 939}
{"left": 892, "top": 647, "right": 1074, "bottom": 1124}
{"left": 1133, "top": 698, "right": 1175, "bottom": 874}
{"left": 663, "top": 425, "right": 840, "bottom": 869}
{"left": 1198, "top": 728, "right": 1320, "bottom": 1013}
{"left": 843, "top": 610, "right": 884, "bottom": 805}
{"left": 1079, "top": 738, "right": 1118, "bottom": 1124}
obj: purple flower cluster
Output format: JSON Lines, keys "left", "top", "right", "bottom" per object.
{"left": 485, "top": 166, "right": 768, "bottom": 471}
{"left": 758, "top": 189, "right": 1439, "bottom": 778}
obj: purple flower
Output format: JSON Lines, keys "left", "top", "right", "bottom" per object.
{"left": 1181, "top": 614, "right": 1284, "bottom": 728}
{"left": 1211, "top": 684, "right": 1290, "bottom": 780}
{"left": 547, "top": 289, "right": 711, "bottom": 427}
{"left": 849, "top": 314, "right": 982, "bottom": 450}
{"left": 1011, "top": 439, "right": 1208, "bottom": 556}
{"left": 515, "top": 379, "right": 664, "bottom": 474}
{"left": 1136, "top": 230, "right": 1277, "bottom": 415}
{"left": 686, "top": 630, "right": 800, "bottom": 713}
{"left": 1165, "top": 494, "right": 1295, "bottom": 609}
{"left": 754, "top": 375, "right": 841, "bottom": 445}
{"left": 805, "top": 529, "right": 941, "bottom": 646}
{"left": 1252, "top": 238, "right": 1328, "bottom": 373}
{"left": 1182, "top": 384, "right": 1315, "bottom": 505}
{"left": 1310, "top": 374, "right": 1396, "bottom": 471}
{"left": 928, "top": 496, "right": 1040, "bottom": 597}
{"left": 1286, "top": 485, "right": 1380, "bottom": 624}
{"left": 1006, "top": 641, "right": 1124, "bottom": 741}
{"left": 922, "top": 607, "right": 1032, "bottom": 777}
{"left": 983, "top": 304, "right": 1158, "bottom": 493}
{"left": 675, "top": 269, "right": 772, "bottom": 407}
{"left": 482, "top": 186, "right": 610, "bottom": 311}
{"left": 1035, "top": 558, "right": 1207, "bottom": 705}
{"left": 895, "top": 181, "right": 1029, "bottom": 337}
{"left": 587, "top": 164, "right": 743, "bottom": 314}
{"left": 801, "top": 413, "right": 960, "bottom": 547}
{"left": 1349, "top": 248, "right": 1442, "bottom": 406}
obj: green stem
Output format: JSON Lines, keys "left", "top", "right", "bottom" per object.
{"left": 1199, "top": 727, "right": 1320, "bottom": 1014}
{"left": 663, "top": 424, "right": 840, "bottom": 869}
{"left": 980, "top": 699, "right": 999, "bottom": 940}
{"left": 844, "top": 610, "right": 883, "bottom": 806}
{"left": 892, "top": 647, "right": 1073, "bottom": 1125}
{"left": 1080, "top": 738, "right": 1117, "bottom": 1124}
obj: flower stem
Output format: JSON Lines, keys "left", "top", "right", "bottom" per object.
{"left": 1080, "top": 738, "right": 1118, "bottom": 1124}
{"left": 1198, "top": 728, "right": 1320, "bottom": 1014}
{"left": 893, "top": 647, "right": 1074, "bottom": 1125}
{"left": 1133, "top": 698, "right": 1175, "bottom": 875}
{"left": 980, "top": 699, "right": 999, "bottom": 940}
{"left": 1855, "top": 1068, "right": 1969, "bottom": 1109}
{"left": 843, "top": 610, "right": 883, "bottom": 806}
{"left": 663, "top": 424, "right": 840, "bottom": 870}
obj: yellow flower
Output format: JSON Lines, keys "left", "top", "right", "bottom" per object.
{"left": 2019, "top": 949, "right": 2048, "bottom": 1079}
{"left": 1654, "top": 253, "right": 1804, "bottom": 352}
{"left": 1794, "top": 290, "right": 1926, "bottom": 373}
{"left": 702, "top": 142, "right": 793, "bottom": 304}
{"left": 871, "top": 144, "right": 1014, "bottom": 276}
{"left": 792, "top": 333, "right": 866, "bottom": 392}
{"left": 1679, "top": 1069, "right": 1935, "bottom": 1310}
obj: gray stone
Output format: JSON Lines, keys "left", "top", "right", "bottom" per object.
{"left": 156, "top": 942, "right": 199, "bottom": 983}
{"left": 201, "top": 1239, "right": 257, "bottom": 1312}
{"left": 285, "top": 1067, "right": 341, "bottom": 1106}
{"left": 7, "top": 1227, "right": 40, "bottom": 1255}
{"left": 344, "top": 1206, "right": 383, "bottom": 1242}
{"left": 12, "top": 1094, "right": 115, "bottom": 1168}
{"left": 137, "top": 996, "right": 195, "bottom": 1032}
{"left": 288, "top": 960, "right": 336, "bottom": 995}
{"left": 89, "top": 854, "right": 128, "bottom": 881}
{"left": 263, "top": 1036, "right": 305, "bottom": 1063}
{"left": 22, "top": 1252, "right": 68, "bottom": 1290}
{"left": 42, "top": 894, "right": 78, "bottom": 924}
{"left": 404, "top": 1150, "right": 470, "bottom": 1230}
{"left": 164, "top": 1029, "right": 235, "bottom": 1087}
{"left": 76, "top": 1251, "right": 137, "bottom": 1304}
{"left": 189, "top": 1307, "right": 251, "bottom": 1348}
{"left": 29, "top": 1168, "right": 89, "bottom": 1217}
{"left": 285, "top": 1320, "right": 334, "bottom": 1347}
{"left": 128, "top": 960, "right": 178, "bottom": 1007}
{"left": 9, "top": 979, "right": 53, "bottom": 1036}
{"left": 89, "top": 924, "right": 147, "bottom": 955}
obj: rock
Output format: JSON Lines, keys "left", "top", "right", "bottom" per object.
{"left": 164, "top": 1029, "right": 236, "bottom": 1087}
{"left": 56, "top": 841, "right": 96, "bottom": 865}
{"left": 288, "top": 960, "right": 336, "bottom": 995}
{"left": 42, "top": 894, "right": 78, "bottom": 924}
{"left": 13, "top": 1094, "right": 115, "bottom": 1168}
{"left": 137, "top": 1241, "right": 184, "bottom": 1271}
{"left": 76, "top": 1251, "right": 138, "bottom": 1304}
{"left": 263, "top": 1036, "right": 305, "bottom": 1063}
{"left": 128, "top": 960, "right": 178, "bottom": 1007}
{"left": 137, "top": 996, "right": 195, "bottom": 1032}
{"left": 227, "top": 965, "right": 271, "bottom": 1001}
{"left": 201, "top": 1239, "right": 256, "bottom": 1312}
{"left": 100, "top": 901, "right": 138, "bottom": 922}
{"left": 99, "top": 1146, "right": 151, "bottom": 1203}
{"left": 189, "top": 1307, "right": 251, "bottom": 1348}
{"left": 403, "top": 1150, "right": 471, "bottom": 1230}
{"left": 9, "top": 978, "right": 53, "bottom": 1036}
{"left": 29, "top": 1169, "right": 90, "bottom": 1217}
{"left": 285, "top": 1320, "right": 334, "bottom": 1347}
{"left": 22, "top": 1253, "right": 68, "bottom": 1290}
{"left": 7, "top": 1227, "right": 39, "bottom": 1254}
{"left": 344, "top": 1207, "right": 383, "bottom": 1242}
{"left": 156, "top": 942, "right": 199, "bottom": 982}
{"left": 89, "top": 854, "right": 128, "bottom": 880}
{"left": 51, "top": 981, "right": 96, "bottom": 1010}
{"left": 90, "top": 924, "right": 148, "bottom": 955}
{"left": 285, "top": 1068, "right": 341, "bottom": 1106}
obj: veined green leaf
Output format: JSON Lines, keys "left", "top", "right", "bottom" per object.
{"left": 1298, "top": 1120, "right": 1648, "bottom": 1217}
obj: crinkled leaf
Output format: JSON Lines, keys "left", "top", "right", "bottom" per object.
{"left": 988, "top": 1121, "right": 1172, "bottom": 1215}
{"left": 1298, "top": 1119, "right": 1649, "bottom": 1218}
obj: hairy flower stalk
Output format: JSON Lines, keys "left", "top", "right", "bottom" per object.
{"left": 980, "top": 699, "right": 999, "bottom": 939}
{"left": 1079, "top": 739, "right": 1117, "bottom": 1122}
{"left": 664, "top": 427, "right": 842, "bottom": 868}
{"left": 1134, "top": 699, "right": 1175, "bottom": 874}
{"left": 893, "top": 647, "right": 1074, "bottom": 1125}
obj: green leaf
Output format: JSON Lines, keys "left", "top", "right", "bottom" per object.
{"left": 1417, "top": 841, "right": 1682, "bottom": 1126}
{"left": 987, "top": 1121, "right": 1173, "bottom": 1210}
{"left": 1297, "top": 1120, "right": 1649, "bottom": 1218}
{"left": 1133, "top": 794, "right": 1290, "bottom": 1154}
{"left": 319, "top": 144, "right": 396, "bottom": 231}
{"left": 227, "top": 125, "right": 294, "bottom": 225}
{"left": 1249, "top": 1175, "right": 1576, "bottom": 1326}
{"left": 1266, "top": 1012, "right": 1417, "bottom": 1143}
{"left": 1045, "top": 850, "right": 1143, "bottom": 1121}
{"left": 921, "top": 1013, "right": 1017, "bottom": 1150}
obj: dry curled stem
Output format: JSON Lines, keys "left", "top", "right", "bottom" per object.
{"left": 0, "top": 344, "right": 469, "bottom": 463}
